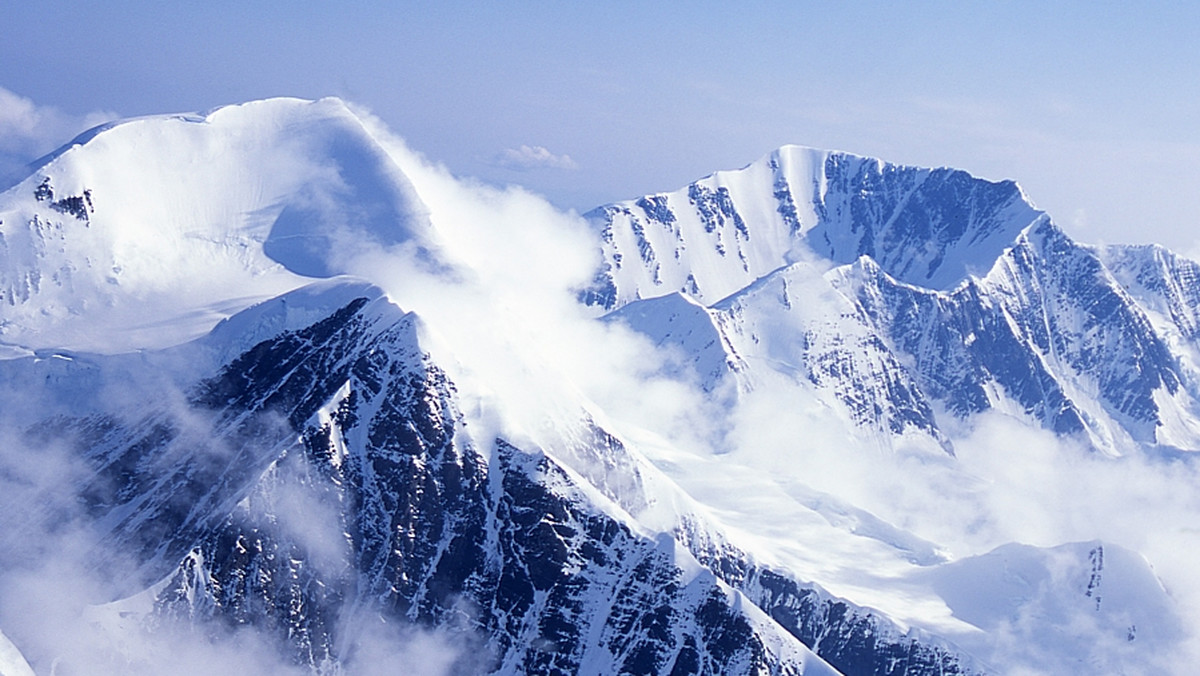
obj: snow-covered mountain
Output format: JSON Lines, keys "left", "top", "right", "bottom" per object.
{"left": 591, "top": 148, "right": 1200, "bottom": 456}
{"left": 0, "top": 97, "right": 1196, "bottom": 675}
{"left": 583, "top": 146, "right": 1041, "bottom": 309}
{"left": 0, "top": 97, "right": 429, "bottom": 354}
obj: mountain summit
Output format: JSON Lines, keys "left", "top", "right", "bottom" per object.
{"left": 584, "top": 145, "right": 1043, "bottom": 310}
{"left": 0, "top": 97, "right": 429, "bottom": 353}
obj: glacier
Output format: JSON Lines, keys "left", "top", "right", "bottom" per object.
{"left": 0, "top": 97, "right": 1196, "bottom": 675}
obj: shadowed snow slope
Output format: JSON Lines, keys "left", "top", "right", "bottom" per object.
{"left": 921, "top": 541, "right": 1182, "bottom": 674}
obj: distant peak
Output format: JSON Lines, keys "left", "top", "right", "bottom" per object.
{"left": 587, "top": 144, "right": 1045, "bottom": 310}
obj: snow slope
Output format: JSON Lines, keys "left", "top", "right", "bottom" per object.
{"left": 0, "top": 97, "right": 430, "bottom": 353}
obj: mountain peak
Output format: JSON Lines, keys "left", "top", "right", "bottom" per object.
{"left": 585, "top": 145, "right": 1043, "bottom": 309}
{"left": 0, "top": 97, "right": 428, "bottom": 353}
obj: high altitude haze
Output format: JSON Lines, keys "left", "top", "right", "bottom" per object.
{"left": 2, "top": 2, "right": 1199, "bottom": 252}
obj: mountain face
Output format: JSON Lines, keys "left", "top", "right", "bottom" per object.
{"left": 4, "top": 282, "right": 971, "bottom": 676}
{"left": 0, "top": 98, "right": 1195, "bottom": 675}
{"left": 589, "top": 148, "right": 1200, "bottom": 455}
{"left": 583, "top": 146, "right": 1041, "bottom": 311}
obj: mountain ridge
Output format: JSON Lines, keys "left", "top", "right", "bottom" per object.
{"left": 583, "top": 144, "right": 1045, "bottom": 313}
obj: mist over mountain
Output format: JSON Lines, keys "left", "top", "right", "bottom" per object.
{"left": 0, "top": 97, "right": 1197, "bottom": 675}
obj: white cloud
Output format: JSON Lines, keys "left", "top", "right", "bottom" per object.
{"left": 0, "top": 87, "right": 118, "bottom": 183}
{"left": 491, "top": 144, "right": 578, "bottom": 171}
{"left": 352, "top": 105, "right": 723, "bottom": 485}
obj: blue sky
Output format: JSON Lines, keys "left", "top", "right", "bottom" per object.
{"left": 2, "top": 2, "right": 1198, "bottom": 250}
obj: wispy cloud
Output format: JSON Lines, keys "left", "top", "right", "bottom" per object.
{"left": 490, "top": 144, "right": 578, "bottom": 171}
{"left": 0, "top": 87, "right": 118, "bottom": 184}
